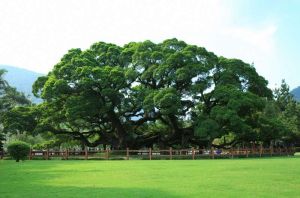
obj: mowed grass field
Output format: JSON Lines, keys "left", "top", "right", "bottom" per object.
{"left": 1, "top": 157, "right": 300, "bottom": 198}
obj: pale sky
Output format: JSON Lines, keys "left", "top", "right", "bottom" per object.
{"left": 0, "top": 0, "right": 299, "bottom": 89}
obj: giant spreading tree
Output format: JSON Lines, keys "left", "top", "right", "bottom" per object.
{"left": 12, "top": 38, "right": 273, "bottom": 149}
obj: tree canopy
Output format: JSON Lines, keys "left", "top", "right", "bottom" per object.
{"left": 2, "top": 39, "right": 299, "bottom": 149}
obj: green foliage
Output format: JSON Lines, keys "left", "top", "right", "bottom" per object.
{"left": 0, "top": 69, "right": 31, "bottom": 120}
{"left": 271, "top": 80, "right": 300, "bottom": 144}
{"left": 7, "top": 141, "right": 30, "bottom": 162}
{"left": 274, "top": 79, "right": 294, "bottom": 111}
{"left": 0, "top": 69, "right": 31, "bottom": 153}
{"left": 4, "top": 39, "right": 296, "bottom": 149}
{"left": 2, "top": 106, "right": 38, "bottom": 135}
{"left": 194, "top": 118, "right": 220, "bottom": 140}
{"left": 153, "top": 88, "right": 181, "bottom": 114}
{"left": 0, "top": 65, "right": 42, "bottom": 103}
{"left": 0, "top": 70, "right": 30, "bottom": 114}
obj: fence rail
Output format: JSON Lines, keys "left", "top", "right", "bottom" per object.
{"left": 1, "top": 146, "right": 298, "bottom": 160}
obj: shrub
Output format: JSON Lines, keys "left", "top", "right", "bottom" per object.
{"left": 7, "top": 141, "right": 30, "bottom": 162}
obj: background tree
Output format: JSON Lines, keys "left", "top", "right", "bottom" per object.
{"left": 273, "top": 80, "right": 300, "bottom": 145}
{"left": 0, "top": 69, "right": 31, "bottom": 152}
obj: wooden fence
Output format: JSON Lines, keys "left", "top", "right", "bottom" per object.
{"left": 1, "top": 146, "right": 297, "bottom": 160}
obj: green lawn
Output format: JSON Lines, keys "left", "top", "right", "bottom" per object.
{"left": 1, "top": 157, "right": 300, "bottom": 198}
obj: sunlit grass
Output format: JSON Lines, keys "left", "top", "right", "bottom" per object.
{"left": 1, "top": 157, "right": 300, "bottom": 198}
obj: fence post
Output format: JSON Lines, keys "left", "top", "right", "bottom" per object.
{"left": 106, "top": 148, "right": 109, "bottom": 160}
{"left": 292, "top": 146, "right": 296, "bottom": 154}
{"left": 230, "top": 147, "right": 234, "bottom": 159}
{"left": 85, "top": 146, "right": 88, "bottom": 160}
{"left": 270, "top": 145, "right": 273, "bottom": 156}
{"left": 192, "top": 147, "right": 195, "bottom": 160}
{"left": 259, "top": 144, "right": 263, "bottom": 157}
{"left": 169, "top": 147, "right": 172, "bottom": 160}
{"left": 46, "top": 149, "right": 49, "bottom": 160}
{"left": 126, "top": 148, "right": 129, "bottom": 160}
{"left": 211, "top": 147, "right": 215, "bottom": 159}
{"left": 29, "top": 148, "right": 32, "bottom": 160}
{"left": 279, "top": 147, "right": 282, "bottom": 155}
{"left": 65, "top": 149, "right": 69, "bottom": 160}
{"left": 63, "top": 149, "right": 66, "bottom": 160}
{"left": 246, "top": 147, "right": 249, "bottom": 158}
{"left": 149, "top": 148, "right": 152, "bottom": 160}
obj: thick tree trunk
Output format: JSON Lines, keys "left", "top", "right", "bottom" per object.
{"left": 108, "top": 110, "right": 127, "bottom": 149}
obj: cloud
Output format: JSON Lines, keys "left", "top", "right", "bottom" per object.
{"left": 0, "top": 0, "right": 279, "bottom": 88}
{"left": 215, "top": 24, "right": 279, "bottom": 88}
{"left": 224, "top": 24, "right": 277, "bottom": 53}
{"left": 0, "top": 0, "right": 231, "bottom": 73}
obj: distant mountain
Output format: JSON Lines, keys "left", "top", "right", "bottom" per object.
{"left": 0, "top": 65, "right": 44, "bottom": 103}
{"left": 291, "top": 86, "right": 300, "bottom": 102}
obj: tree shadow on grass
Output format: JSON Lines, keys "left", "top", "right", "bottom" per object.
{"left": 0, "top": 161, "right": 185, "bottom": 198}
{"left": 2, "top": 186, "right": 184, "bottom": 198}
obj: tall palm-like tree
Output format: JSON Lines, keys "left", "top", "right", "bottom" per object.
{"left": 0, "top": 69, "right": 8, "bottom": 154}
{"left": 0, "top": 69, "right": 8, "bottom": 95}
{"left": 0, "top": 69, "right": 30, "bottom": 154}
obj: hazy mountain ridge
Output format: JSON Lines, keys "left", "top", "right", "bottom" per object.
{"left": 0, "top": 65, "right": 44, "bottom": 103}
{"left": 291, "top": 86, "right": 300, "bottom": 102}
